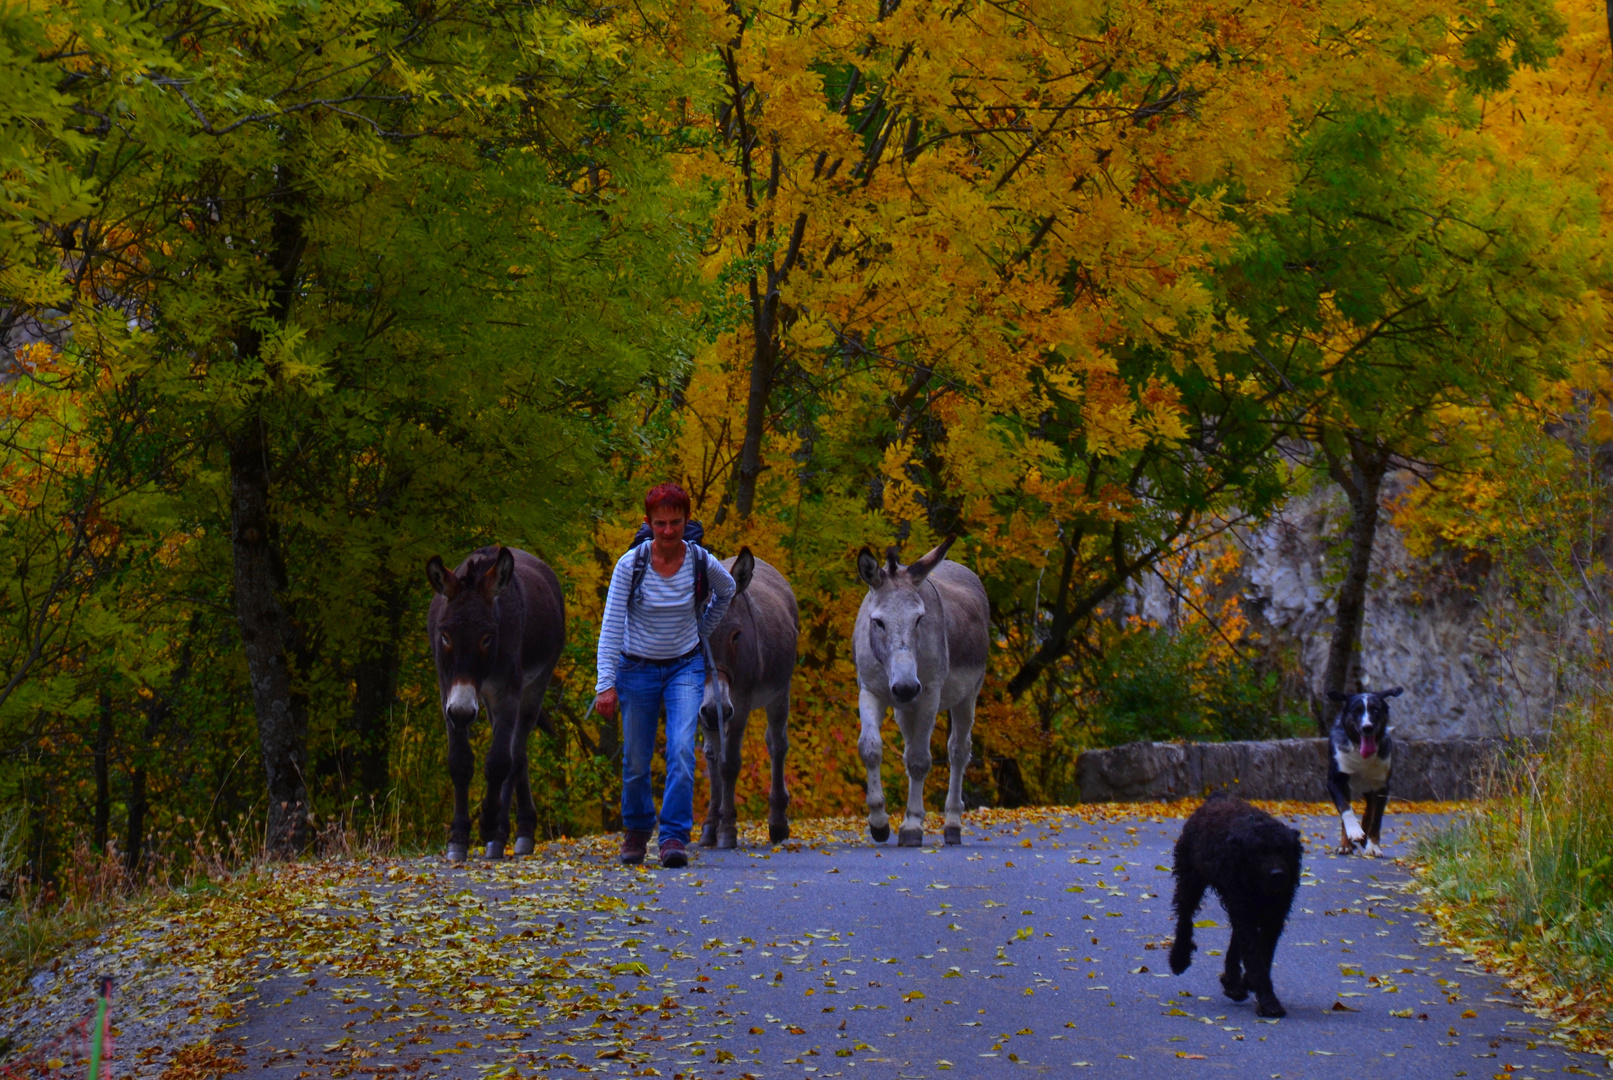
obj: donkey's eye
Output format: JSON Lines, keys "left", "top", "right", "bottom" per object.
{"left": 440, "top": 633, "right": 451, "bottom": 649}
{"left": 479, "top": 635, "right": 492, "bottom": 653}
{"left": 872, "top": 619, "right": 884, "bottom": 631}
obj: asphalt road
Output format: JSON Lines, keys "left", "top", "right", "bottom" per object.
{"left": 224, "top": 810, "right": 1606, "bottom": 1080}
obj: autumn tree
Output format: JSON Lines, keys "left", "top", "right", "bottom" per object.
{"left": 2, "top": 0, "right": 704, "bottom": 857}
{"left": 1224, "top": 10, "right": 1602, "bottom": 713}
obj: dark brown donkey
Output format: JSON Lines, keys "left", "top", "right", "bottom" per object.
{"left": 698, "top": 548, "right": 798, "bottom": 848}
{"left": 425, "top": 546, "right": 564, "bottom": 861}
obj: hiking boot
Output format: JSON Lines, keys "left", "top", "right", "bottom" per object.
{"left": 620, "top": 829, "right": 651, "bottom": 866}
{"left": 658, "top": 838, "right": 688, "bottom": 869}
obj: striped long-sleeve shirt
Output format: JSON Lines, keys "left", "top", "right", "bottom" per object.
{"left": 595, "top": 541, "right": 735, "bottom": 692}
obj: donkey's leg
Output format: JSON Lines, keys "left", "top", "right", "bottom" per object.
{"left": 765, "top": 690, "right": 791, "bottom": 845}
{"left": 895, "top": 705, "right": 935, "bottom": 847}
{"left": 446, "top": 720, "right": 474, "bottom": 862}
{"left": 479, "top": 700, "right": 519, "bottom": 859}
{"left": 718, "top": 709, "right": 746, "bottom": 849}
{"left": 858, "top": 688, "right": 891, "bottom": 843}
{"left": 699, "top": 727, "right": 723, "bottom": 848}
{"left": 942, "top": 690, "right": 979, "bottom": 846}
{"left": 509, "top": 704, "right": 541, "bottom": 857}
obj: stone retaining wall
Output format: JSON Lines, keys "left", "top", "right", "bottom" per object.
{"left": 1074, "top": 738, "right": 1518, "bottom": 802}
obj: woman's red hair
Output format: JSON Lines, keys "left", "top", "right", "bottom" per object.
{"left": 644, "top": 482, "right": 691, "bottom": 520}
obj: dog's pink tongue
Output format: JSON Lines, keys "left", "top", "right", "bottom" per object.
{"left": 1361, "top": 735, "right": 1378, "bottom": 757}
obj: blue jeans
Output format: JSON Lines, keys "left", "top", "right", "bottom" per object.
{"left": 618, "top": 652, "right": 704, "bottom": 844}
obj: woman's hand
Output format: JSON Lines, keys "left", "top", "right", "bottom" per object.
{"left": 594, "top": 687, "right": 619, "bottom": 719}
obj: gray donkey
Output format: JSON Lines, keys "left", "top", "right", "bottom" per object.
{"left": 854, "top": 537, "right": 989, "bottom": 846}
{"left": 699, "top": 548, "right": 798, "bottom": 848}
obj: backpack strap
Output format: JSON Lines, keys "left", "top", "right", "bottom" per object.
{"left": 626, "top": 541, "right": 651, "bottom": 611}
{"left": 627, "top": 540, "right": 710, "bottom": 615}
{"left": 692, "top": 543, "right": 710, "bottom": 614}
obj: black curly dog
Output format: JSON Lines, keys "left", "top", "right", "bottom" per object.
{"left": 1168, "top": 792, "right": 1303, "bottom": 1018}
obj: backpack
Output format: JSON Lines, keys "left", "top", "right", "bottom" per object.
{"left": 625, "top": 519, "right": 711, "bottom": 614}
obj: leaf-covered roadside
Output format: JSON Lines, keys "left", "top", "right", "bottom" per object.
{"left": 1411, "top": 877, "right": 1613, "bottom": 1064}
{"left": 0, "top": 800, "right": 1481, "bottom": 1077}
{"left": 1411, "top": 720, "right": 1613, "bottom": 1065}
{"left": 3, "top": 843, "right": 707, "bottom": 1077}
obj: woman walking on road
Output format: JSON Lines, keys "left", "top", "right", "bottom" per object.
{"left": 595, "top": 483, "right": 735, "bottom": 868}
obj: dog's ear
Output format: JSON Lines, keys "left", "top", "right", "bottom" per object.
{"left": 1326, "top": 690, "right": 1349, "bottom": 703}
{"left": 1379, "top": 686, "right": 1404, "bottom": 699}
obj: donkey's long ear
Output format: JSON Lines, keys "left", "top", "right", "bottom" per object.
{"left": 426, "top": 556, "right": 460, "bottom": 599}
{"left": 1326, "top": 690, "right": 1349, "bottom": 703}
{"left": 732, "top": 547, "right": 756, "bottom": 595}
{"left": 856, "top": 547, "right": 883, "bottom": 589}
{"left": 1379, "top": 686, "right": 1404, "bottom": 699}
{"left": 908, "top": 535, "right": 957, "bottom": 586}
{"left": 479, "top": 546, "right": 515, "bottom": 601}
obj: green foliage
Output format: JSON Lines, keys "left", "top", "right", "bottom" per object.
{"left": 1079, "top": 625, "right": 1310, "bottom": 747}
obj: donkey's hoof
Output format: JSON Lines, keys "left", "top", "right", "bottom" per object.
{"left": 897, "top": 827, "right": 924, "bottom": 847}
{"left": 513, "top": 836, "right": 534, "bottom": 857}
{"left": 943, "top": 826, "right": 961, "bottom": 846}
{"left": 869, "top": 823, "right": 891, "bottom": 844}
{"left": 484, "top": 842, "right": 505, "bottom": 860}
{"left": 769, "top": 823, "right": 790, "bottom": 844}
{"left": 718, "top": 830, "right": 738, "bottom": 850}
{"left": 699, "top": 824, "right": 718, "bottom": 848}
{"left": 446, "top": 843, "right": 468, "bottom": 863}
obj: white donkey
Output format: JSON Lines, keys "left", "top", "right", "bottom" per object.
{"left": 854, "top": 536, "right": 990, "bottom": 846}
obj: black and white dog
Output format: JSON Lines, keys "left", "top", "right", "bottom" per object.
{"left": 1325, "top": 687, "right": 1402, "bottom": 856}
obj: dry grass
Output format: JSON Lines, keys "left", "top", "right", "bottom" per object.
{"left": 0, "top": 799, "right": 421, "bottom": 997}
{"left": 1417, "top": 707, "right": 1613, "bottom": 1055}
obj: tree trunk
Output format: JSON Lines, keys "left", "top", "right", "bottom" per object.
{"left": 347, "top": 586, "right": 404, "bottom": 802}
{"left": 733, "top": 327, "right": 773, "bottom": 520}
{"left": 1319, "top": 436, "right": 1391, "bottom": 729}
{"left": 93, "top": 690, "right": 111, "bottom": 854}
{"left": 125, "top": 763, "right": 146, "bottom": 873}
{"left": 232, "top": 417, "right": 311, "bottom": 857}
{"left": 229, "top": 183, "right": 309, "bottom": 859}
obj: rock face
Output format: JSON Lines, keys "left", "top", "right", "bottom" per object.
{"left": 1075, "top": 738, "right": 1515, "bottom": 802}
{"left": 1229, "top": 478, "right": 1557, "bottom": 737}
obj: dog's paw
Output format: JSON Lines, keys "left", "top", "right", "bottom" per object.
{"left": 1362, "top": 840, "right": 1383, "bottom": 858}
{"left": 1256, "top": 999, "right": 1287, "bottom": 1019}
{"left": 1168, "top": 945, "right": 1193, "bottom": 975}
{"left": 1344, "top": 819, "right": 1366, "bottom": 845}
{"left": 1220, "top": 974, "right": 1249, "bottom": 1002}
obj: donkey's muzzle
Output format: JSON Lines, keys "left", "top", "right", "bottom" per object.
{"left": 446, "top": 704, "right": 477, "bottom": 728}
{"left": 700, "top": 704, "right": 729, "bottom": 732}
{"left": 891, "top": 680, "right": 921, "bottom": 703}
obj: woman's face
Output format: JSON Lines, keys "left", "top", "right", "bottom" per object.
{"left": 648, "top": 505, "right": 686, "bottom": 546}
